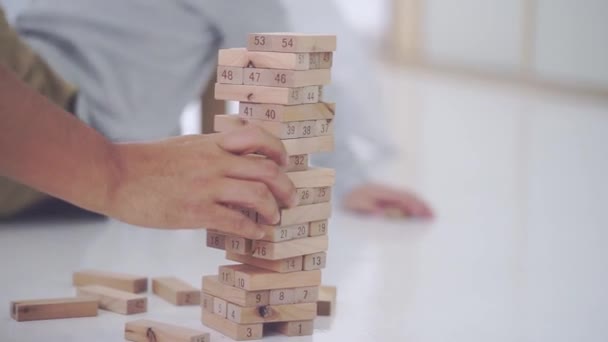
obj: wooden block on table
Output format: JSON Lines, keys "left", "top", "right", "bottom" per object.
{"left": 73, "top": 269, "right": 147, "bottom": 293}
{"left": 269, "top": 288, "right": 296, "bottom": 305}
{"left": 10, "top": 297, "right": 98, "bottom": 322}
{"left": 251, "top": 235, "right": 328, "bottom": 260}
{"left": 303, "top": 252, "right": 327, "bottom": 271}
{"left": 226, "top": 302, "right": 316, "bottom": 324}
{"left": 239, "top": 102, "right": 335, "bottom": 122}
{"left": 248, "top": 33, "right": 337, "bottom": 53}
{"left": 287, "top": 154, "right": 308, "bottom": 172}
{"left": 282, "top": 135, "right": 334, "bottom": 156}
{"left": 77, "top": 285, "right": 147, "bottom": 315}
{"left": 219, "top": 48, "right": 311, "bottom": 70}
{"left": 309, "top": 219, "right": 328, "bottom": 236}
{"left": 125, "top": 319, "right": 209, "bottom": 342}
{"left": 287, "top": 168, "right": 335, "bottom": 188}
{"left": 225, "top": 235, "right": 253, "bottom": 255}
{"left": 213, "top": 297, "right": 228, "bottom": 318}
{"left": 268, "top": 320, "right": 314, "bottom": 337}
{"left": 310, "top": 51, "right": 333, "bottom": 69}
{"left": 152, "top": 277, "right": 199, "bottom": 306}
{"left": 273, "top": 202, "right": 332, "bottom": 226}
{"left": 226, "top": 252, "right": 303, "bottom": 273}
{"left": 317, "top": 285, "right": 337, "bottom": 316}
{"left": 233, "top": 268, "right": 321, "bottom": 291}
{"left": 243, "top": 68, "right": 331, "bottom": 87}
{"left": 202, "top": 275, "right": 269, "bottom": 307}
{"left": 216, "top": 66, "right": 244, "bottom": 85}
{"left": 206, "top": 230, "right": 226, "bottom": 250}
{"left": 214, "top": 83, "right": 321, "bottom": 105}
{"left": 294, "top": 286, "right": 319, "bottom": 304}
{"left": 202, "top": 309, "right": 263, "bottom": 341}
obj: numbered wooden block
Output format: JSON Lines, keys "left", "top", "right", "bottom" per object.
{"left": 317, "top": 285, "right": 337, "bottom": 316}
{"left": 203, "top": 276, "right": 269, "bottom": 307}
{"left": 202, "top": 309, "right": 263, "bottom": 341}
{"left": 294, "top": 286, "right": 319, "bottom": 304}
{"left": 73, "top": 269, "right": 147, "bottom": 294}
{"left": 299, "top": 120, "right": 316, "bottom": 138}
{"left": 225, "top": 235, "right": 253, "bottom": 255}
{"left": 226, "top": 252, "right": 303, "bottom": 273}
{"left": 310, "top": 52, "right": 333, "bottom": 69}
{"left": 287, "top": 168, "right": 335, "bottom": 189}
{"left": 239, "top": 102, "right": 335, "bottom": 122}
{"left": 76, "top": 285, "right": 147, "bottom": 315}
{"left": 214, "top": 84, "right": 321, "bottom": 105}
{"left": 314, "top": 118, "right": 334, "bottom": 136}
{"left": 151, "top": 277, "right": 199, "bottom": 306}
{"left": 287, "top": 154, "right": 308, "bottom": 172}
{"left": 303, "top": 252, "right": 327, "bottom": 271}
{"left": 218, "top": 264, "right": 251, "bottom": 286}
{"left": 313, "top": 187, "right": 332, "bottom": 204}
{"left": 282, "top": 135, "right": 334, "bottom": 156}
{"left": 226, "top": 302, "right": 316, "bottom": 324}
{"left": 216, "top": 66, "right": 244, "bottom": 85}
{"left": 248, "top": 33, "right": 337, "bottom": 53}
{"left": 206, "top": 230, "right": 226, "bottom": 250}
{"left": 10, "top": 297, "right": 98, "bottom": 321}
{"left": 289, "top": 222, "right": 309, "bottom": 239}
{"left": 125, "top": 319, "right": 209, "bottom": 342}
{"left": 251, "top": 235, "right": 328, "bottom": 260}
{"left": 269, "top": 202, "right": 332, "bottom": 226}
{"left": 218, "top": 48, "right": 311, "bottom": 70}
{"left": 243, "top": 68, "right": 331, "bottom": 87}
{"left": 257, "top": 223, "right": 302, "bottom": 242}
{"left": 309, "top": 220, "right": 328, "bottom": 236}
{"left": 269, "top": 320, "right": 314, "bottom": 336}
{"left": 269, "top": 289, "right": 296, "bottom": 305}
{"left": 201, "top": 293, "right": 214, "bottom": 313}
{"left": 296, "top": 188, "right": 315, "bottom": 206}
{"left": 233, "top": 268, "right": 321, "bottom": 291}
{"left": 215, "top": 116, "right": 331, "bottom": 140}
{"left": 213, "top": 297, "right": 228, "bottom": 318}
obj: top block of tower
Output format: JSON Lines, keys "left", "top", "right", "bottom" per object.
{"left": 248, "top": 33, "right": 337, "bottom": 53}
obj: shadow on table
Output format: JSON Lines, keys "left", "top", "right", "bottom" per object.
{"left": 0, "top": 198, "right": 107, "bottom": 225}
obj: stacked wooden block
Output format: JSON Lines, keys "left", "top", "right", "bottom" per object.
{"left": 203, "top": 33, "right": 336, "bottom": 340}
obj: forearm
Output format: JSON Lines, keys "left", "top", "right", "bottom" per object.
{"left": 0, "top": 65, "right": 119, "bottom": 214}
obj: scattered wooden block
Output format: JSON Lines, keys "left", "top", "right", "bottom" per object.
{"left": 309, "top": 51, "right": 333, "bottom": 69}
{"left": 206, "top": 230, "right": 226, "bottom": 250}
{"left": 214, "top": 84, "right": 321, "bottom": 105}
{"left": 248, "top": 33, "right": 337, "bottom": 53}
{"left": 281, "top": 135, "right": 334, "bottom": 156}
{"left": 213, "top": 297, "right": 228, "bottom": 318}
{"left": 10, "top": 297, "right": 98, "bottom": 322}
{"left": 73, "top": 270, "right": 147, "bottom": 293}
{"left": 287, "top": 168, "right": 335, "bottom": 188}
{"left": 125, "top": 319, "right": 210, "bottom": 342}
{"left": 309, "top": 220, "right": 328, "bottom": 236}
{"left": 76, "top": 285, "right": 147, "bottom": 315}
{"left": 294, "top": 286, "right": 319, "bottom": 304}
{"left": 286, "top": 154, "right": 308, "bottom": 172}
{"left": 269, "top": 288, "right": 296, "bottom": 305}
{"left": 268, "top": 320, "right": 314, "bottom": 336}
{"left": 219, "top": 48, "right": 311, "bottom": 70}
{"left": 233, "top": 268, "right": 321, "bottom": 291}
{"left": 313, "top": 186, "right": 332, "bottom": 203}
{"left": 216, "top": 66, "right": 244, "bottom": 85}
{"left": 317, "top": 285, "right": 337, "bottom": 316}
{"left": 239, "top": 102, "right": 335, "bottom": 122}
{"left": 201, "top": 293, "right": 214, "bottom": 313}
{"left": 152, "top": 277, "right": 199, "bottom": 306}
{"left": 202, "top": 308, "right": 263, "bottom": 341}
{"left": 226, "top": 302, "right": 316, "bottom": 324}
{"left": 202, "top": 275, "right": 269, "bottom": 307}
{"left": 251, "top": 235, "right": 328, "bottom": 260}
{"left": 226, "top": 252, "right": 303, "bottom": 273}
{"left": 303, "top": 252, "right": 327, "bottom": 271}
{"left": 243, "top": 68, "right": 331, "bottom": 87}
{"left": 274, "top": 202, "right": 332, "bottom": 226}
{"left": 225, "top": 235, "right": 253, "bottom": 255}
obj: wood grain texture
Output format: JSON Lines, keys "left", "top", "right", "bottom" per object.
{"left": 226, "top": 252, "right": 303, "bottom": 273}
{"left": 152, "top": 277, "right": 199, "bottom": 306}
{"left": 11, "top": 297, "right": 98, "bottom": 321}
{"left": 233, "top": 268, "right": 321, "bottom": 291}
{"left": 239, "top": 102, "right": 335, "bottom": 122}
{"left": 251, "top": 236, "right": 329, "bottom": 260}
{"left": 226, "top": 302, "right": 317, "bottom": 324}
{"left": 77, "top": 285, "right": 147, "bottom": 315}
{"left": 214, "top": 84, "right": 321, "bottom": 105}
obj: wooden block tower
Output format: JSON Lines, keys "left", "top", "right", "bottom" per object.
{"left": 202, "top": 33, "right": 336, "bottom": 340}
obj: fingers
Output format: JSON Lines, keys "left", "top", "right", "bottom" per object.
{"left": 207, "top": 204, "right": 264, "bottom": 239}
{"left": 217, "top": 125, "right": 287, "bottom": 167}
{"left": 385, "top": 192, "right": 434, "bottom": 218}
{"left": 211, "top": 178, "right": 281, "bottom": 225}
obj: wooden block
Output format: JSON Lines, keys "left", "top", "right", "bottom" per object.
{"left": 214, "top": 83, "right": 321, "bottom": 105}
{"left": 226, "top": 302, "right": 316, "bottom": 324}
{"left": 296, "top": 188, "right": 314, "bottom": 206}
{"left": 73, "top": 270, "right": 147, "bottom": 293}
{"left": 226, "top": 252, "right": 303, "bottom": 273}
{"left": 243, "top": 68, "right": 331, "bottom": 87}
{"left": 233, "top": 268, "right": 321, "bottom": 291}
{"left": 269, "top": 289, "right": 296, "bottom": 305}
{"left": 294, "top": 286, "right": 319, "bottom": 304}
{"left": 202, "top": 275, "right": 269, "bottom": 307}
{"left": 314, "top": 118, "right": 334, "bottom": 136}
{"left": 206, "top": 230, "right": 226, "bottom": 250}
{"left": 201, "top": 293, "right": 214, "bottom": 313}
{"left": 218, "top": 48, "right": 311, "bottom": 70}
{"left": 269, "top": 320, "right": 314, "bottom": 337}
{"left": 251, "top": 236, "right": 328, "bottom": 260}
{"left": 10, "top": 297, "right": 98, "bottom": 322}
{"left": 219, "top": 264, "right": 248, "bottom": 286}
{"left": 310, "top": 51, "right": 333, "bottom": 69}
{"left": 225, "top": 235, "right": 253, "bottom": 255}
{"left": 309, "top": 220, "right": 328, "bottom": 236}
{"left": 77, "top": 285, "right": 147, "bottom": 315}
{"left": 202, "top": 308, "right": 262, "bottom": 341}
{"left": 282, "top": 135, "right": 334, "bottom": 156}
{"left": 313, "top": 186, "right": 332, "bottom": 203}
{"left": 248, "top": 33, "right": 337, "bottom": 53}
{"left": 213, "top": 297, "right": 228, "bottom": 318}
{"left": 289, "top": 222, "right": 309, "bottom": 239}
{"left": 239, "top": 102, "right": 335, "bottom": 122}
{"left": 125, "top": 319, "right": 209, "bottom": 342}
{"left": 258, "top": 222, "right": 309, "bottom": 242}
{"left": 273, "top": 202, "right": 332, "bottom": 226}
{"left": 287, "top": 154, "right": 308, "bottom": 172}
{"left": 152, "top": 277, "right": 199, "bottom": 306}
{"left": 287, "top": 168, "right": 335, "bottom": 188}
{"left": 215, "top": 115, "right": 331, "bottom": 140}
{"left": 216, "top": 66, "right": 244, "bottom": 85}
{"left": 303, "top": 252, "right": 327, "bottom": 271}
{"left": 317, "top": 285, "right": 337, "bottom": 316}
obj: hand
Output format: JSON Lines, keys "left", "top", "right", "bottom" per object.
{"left": 343, "top": 183, "right": 433, "bottom": 219}
{"left": 104, "top": 126, "right": 297, "bottom": 238}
